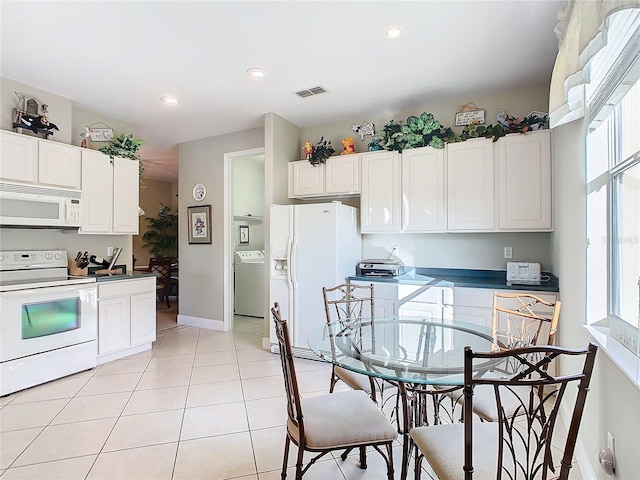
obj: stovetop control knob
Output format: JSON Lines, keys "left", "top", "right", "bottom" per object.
{"left": 45, "top": 253, "right": 53, "bottom": 260}
{"left": 54, "top": 253, "right": 62, "bottom": 260}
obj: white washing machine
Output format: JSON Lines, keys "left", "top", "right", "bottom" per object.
{"left": 234, "top": 250, "right": 265, "bottom": 317}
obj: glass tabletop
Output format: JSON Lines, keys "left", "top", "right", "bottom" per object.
{"left": 307, "top": 316, "right": 501, "bottom": 385}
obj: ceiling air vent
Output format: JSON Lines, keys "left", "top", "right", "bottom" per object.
{"left": 295, "top": 85, "right": 328, "bottom": 98}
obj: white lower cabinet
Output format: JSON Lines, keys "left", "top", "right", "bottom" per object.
{"left": 452, "top": 287, "right": 558, "bottom": 329}
{"left": 97, "top": 277, "right": 156, "bottom": 363}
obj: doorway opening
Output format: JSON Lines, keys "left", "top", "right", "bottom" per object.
{"left": 223, "top": 148, "right": 265, "bottom": 334}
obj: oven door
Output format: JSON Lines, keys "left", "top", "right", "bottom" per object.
{"left": 0, "top": 283, "right": 97, "bottom": 362}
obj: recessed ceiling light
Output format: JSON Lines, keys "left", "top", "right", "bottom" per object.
{"left": 160, "top": 96, "right": 178, "bottom": 105}
{"left": 385, "top": 25, "right": 404, "bottom": 39}
{"left": 247, "top": 68, "right": 267, "bottom": 78}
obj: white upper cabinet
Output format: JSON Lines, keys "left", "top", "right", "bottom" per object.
{"left": 496, "top": 130, "right": 552, "bottom": 230}
{"left": 401, "top": 146, "right": 446, "bottom": 232}
{"left": 361, "top": 150, "right": 402, "bottom": 233}
{"left": 112, "top": 157, "right": 140, "bottom": 233}
{"left": 325, "top": 155, "right": 360, "bottom": 195}
{"left": 0, "top": 131, "right": 38, "bottom": 183}
{"left": 0, "top": 131, "right": 80, "bottom": 189}
{"left": 38, "top": 139, "right": 81, "bottom": 189}
{"left": 80, "top": 149, "right": 139, "bottom": 234}
{"left": 288, "top": 155, "right": 360, "bottom": 198}
{"left": 289, "top": 161, "right": 324, "bottom": 197}
{"left": 446, "top": 138, "right": 495, "bottom": 231}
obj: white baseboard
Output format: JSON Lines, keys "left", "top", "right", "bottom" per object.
{"left": 178, "top": 314, "right": 224, "bottom": 331}
{"left": 97, "top": 343, "right": 151, "bottom": 365}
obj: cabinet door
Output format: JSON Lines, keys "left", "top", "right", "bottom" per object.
{"left": 38, "top": 140, "right": 81, "bottom": 189}
{"left": 80, "top": 150, "right": 113, "bottom": 233}
{"left": 447, "top": 139, "right": 495, "bottom": 231}
{"left": 497, "top": 131, "right": 552, "bottom": 230}
{"left": 288, "top": 160, "right": 324, "bottom": 197}
{"left": 98, "top": 296, "right": 131, "bottom": 354}
{"left": 360, "top": 151, "right": 401, "bottom": 233}
{"left": 325, "top": 155, "right": 360, "bottom": 194}
{"left": 402, "top": 147, "right": 446, "bottom": 231}
{"left": 0, "top": 131, "right": 38, "bottom": 183}
{"left": 130, "top": 291, "right": 156, "bottom": 346}
{"left": 113, "top": 158, "right": 139, "bottom": 234}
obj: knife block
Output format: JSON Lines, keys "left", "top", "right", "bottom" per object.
{"left": 68, "top": 260, "right": 88, "bottom": 276}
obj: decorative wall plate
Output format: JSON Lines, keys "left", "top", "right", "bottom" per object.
{"left": 192, "top": 183, "right": 206, "bottom": 201}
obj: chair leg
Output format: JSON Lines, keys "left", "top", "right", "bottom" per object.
{"left": 165, "top": 291, "right": 171, "bottom": 308}
{"left": 295, "top": 442, "right": 305, "bottom": 480}
{"left": 386, "top": 442, "right": 395, "bottom": 480}
{"left": 358, "top": 446, "right": 367, "bottom": 469}
{"left": 281, "top": 436, "right": 290, "bottom": 479}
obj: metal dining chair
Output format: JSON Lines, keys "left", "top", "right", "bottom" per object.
{"left": 322, "top": 283, "right": 379, "bottom": 402}
{"left": 439, "top": 292, "right": 562, "bottom": 422}
{"left": 410, "top": 343, "right": 598, "bottom": 480}
{"left": 271, "top": 302, "right": 397, "bottom": 480}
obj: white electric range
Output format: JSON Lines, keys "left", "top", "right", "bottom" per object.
{"left": 0, "top": 250, "right": 98, "bottom": 396}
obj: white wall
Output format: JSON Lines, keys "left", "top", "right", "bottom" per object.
{"left": 363, "top": 232, "right": 552, "bottom": 271}
{"left": 233, "top": 155, "right": 265, "bottom": 251}
{"left": 178, "top": 127, "right": 264, "bottom": 325}
{"left": 552, "top": 118, "right": 640, "bottom": 478}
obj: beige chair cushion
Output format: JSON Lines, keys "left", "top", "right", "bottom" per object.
{"left": 287, "top": 390, "right": 397, "bottom": 449}
{"left": 411, "top": 422, "right": 499, "bottom": 480}
{"left": 335, "top": 366, "right": 373, "bottom": 394}
{"left": 471, "top": 384, "right": 541, "bottom": 422}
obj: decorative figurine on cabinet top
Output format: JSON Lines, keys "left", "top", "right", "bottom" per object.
{"left": 303, "top": 140, "right": 313, "bottom": 160}
{"left": 12, "top": 92, "right": 59, "bottom": 138}
{"left": 341, "top": 136, "right": 355, "bottom": 155}
{"left": 352, "top": 121, "right": 375, "bottom": 140}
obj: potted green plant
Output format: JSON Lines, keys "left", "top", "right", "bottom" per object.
{"left": 141, "top": 204, "right": 178, "bottom": 261}
{"left": 308, "top": 137, "right": 336, "bottom": 166}
{"left": 99, "top": 133, "right": 145, "bottom": 178}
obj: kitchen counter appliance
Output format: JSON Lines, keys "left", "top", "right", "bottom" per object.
{"left": 0, "top": 250, "right": 97, "bottom": 396}
{"left": 357, "top": 259, "right": 406, "bottom": 277}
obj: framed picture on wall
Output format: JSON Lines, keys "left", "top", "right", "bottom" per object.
{"left": 188, "top": 205, "right": 212, "bottom": 244}
{"left": 239, "top": 225, "right": 249, "bottom": 244}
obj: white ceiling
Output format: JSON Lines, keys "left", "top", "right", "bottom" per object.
{"left": 1, "top": 1, "right": 564, "bottom": 183}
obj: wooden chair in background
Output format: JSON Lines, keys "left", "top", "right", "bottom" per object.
{"left": 149, "top": 257, "right": 173, "bottom": 308}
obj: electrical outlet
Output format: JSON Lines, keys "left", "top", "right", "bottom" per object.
{"left": 504, "top": 247, "right": 512, "bottom": 259}
{"left": 107, "top": 246, "right": 114, "bottom": 257}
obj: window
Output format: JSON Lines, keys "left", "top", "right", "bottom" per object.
{"left": 585, "top": 9, "right": 640, "bottom": 359}
{"left": 586, "top": 78, "right": 640, "bottom": 354}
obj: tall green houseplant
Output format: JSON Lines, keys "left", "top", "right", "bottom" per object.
{"left": 142, "top": 204, "right": 178, "bottom": 261}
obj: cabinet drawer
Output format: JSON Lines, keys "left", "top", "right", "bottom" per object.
{"left": 99, "top": 278, "right": 155, "bottom": 298}
{"left": 453, "top": 287, "right": 494, "bottom": 308}
{"left": 398, "top": 284, "right": 442, "bottom": 304}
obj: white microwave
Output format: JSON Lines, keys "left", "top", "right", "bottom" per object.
{"left": 0, "top": 182, "right": 82, "bottom": 228}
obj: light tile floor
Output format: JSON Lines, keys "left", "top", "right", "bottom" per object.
{"left": 0, "top": 315, "right": 584, "bottom": 480}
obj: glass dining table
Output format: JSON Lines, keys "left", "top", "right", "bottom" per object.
{"left": 307, "top": 316, "right": 501, "bottom": 480}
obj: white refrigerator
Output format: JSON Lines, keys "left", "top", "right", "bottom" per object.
{"left": 269, "top": 202, "right": 361, "bottom": 354}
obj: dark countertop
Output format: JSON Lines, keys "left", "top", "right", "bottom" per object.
{"left": 348, "top": 267, "right": 559, "bottom": 292}
{"left": 91, "top": 271, "right": 157, "bottom": 282}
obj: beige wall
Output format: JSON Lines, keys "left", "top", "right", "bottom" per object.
{"left": 296, "top": 84, "right": 554, "bottom": 271}
{"left": 178, "top": 127, "right": 264, "bottom": 324}
{"left": 135, "top": 178, "right": 176, "bottom": 267}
